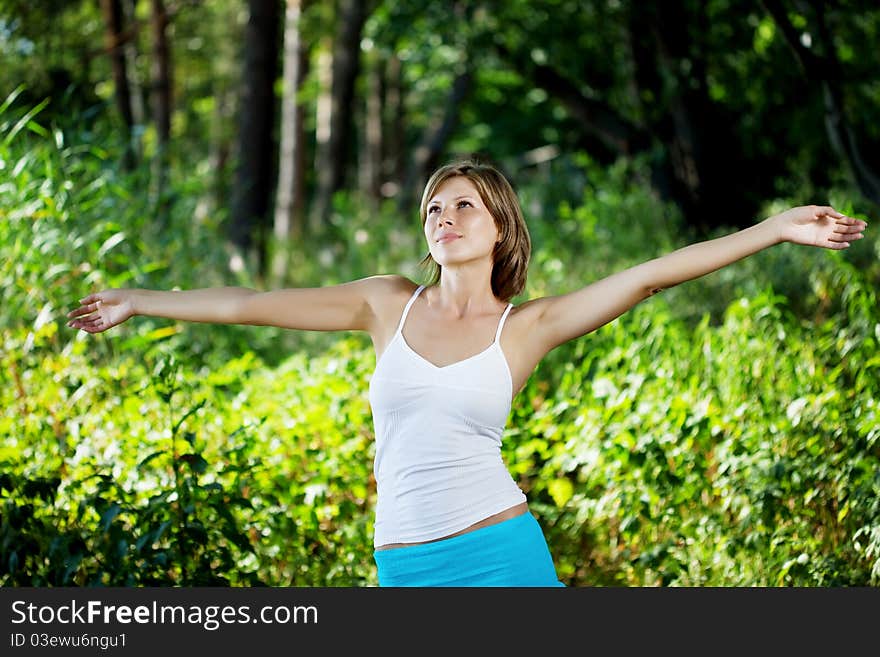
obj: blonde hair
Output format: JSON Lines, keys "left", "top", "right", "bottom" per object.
{"left": 418, "top": 158, "right": 531, "bottom": 302}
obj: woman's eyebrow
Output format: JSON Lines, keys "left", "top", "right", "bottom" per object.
{"left": 429, "top": 195, "right": 474, "bottom": 204}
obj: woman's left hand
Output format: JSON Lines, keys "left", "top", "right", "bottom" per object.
{"left": 771, "top": 205, "right": 868, "bottom": 249}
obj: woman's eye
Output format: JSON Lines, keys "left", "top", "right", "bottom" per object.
{"left": 427, "top": 201, "right": 470, "bottom": 215}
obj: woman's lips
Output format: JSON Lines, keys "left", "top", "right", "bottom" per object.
{"left": 437, "top": 234, "right": 461, "bottom": 243}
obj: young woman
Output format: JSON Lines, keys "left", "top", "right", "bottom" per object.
{"left": 67, "top": 159, "right": 868, "bottom": 587}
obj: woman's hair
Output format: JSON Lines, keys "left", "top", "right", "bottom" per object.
{"left": 418, "top": 158, "right": 531, "bottom": 302}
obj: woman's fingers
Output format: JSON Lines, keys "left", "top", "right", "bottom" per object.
{"left": 67, "top": 302, "right": 106, "bottom": 329}
{"left": 67, "top": 292, "right": 124, "bottom": 333}
{"left": 823, "top": 208, "right": 869, "bottom": 233}
{"left": 67, "top": 305, "right": 89, "bottom": 320}
{"left": 832, "top": 220, "right": 866, "bottom": 242}
{"left": 66, "top": 301, "right": 103, "bottom": 320}
{"left": 833, "top": 215, "right": 867, "bottom": 226}
{"left": 827, "top": 215, "right": 866, "bottom": 249}
{"left": 819, "top": 206, "right": 845, "bottom": 218}
{"left": 69, "top": 316, "right": 105, "bottom": 332}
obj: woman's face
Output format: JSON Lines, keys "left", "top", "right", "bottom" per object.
{"left": 424, "top": 176, "right": 499, "bottom": 268}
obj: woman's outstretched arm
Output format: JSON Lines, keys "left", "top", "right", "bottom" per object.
{"left": 66, "top": 274, "right": 403, "bottom": 334}
{"left": 530, "top": 205, "right": 868, "bottom": 351}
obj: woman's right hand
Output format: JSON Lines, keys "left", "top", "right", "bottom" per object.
{"left": 66, "top": 289, "right": 136, "bottom": 333}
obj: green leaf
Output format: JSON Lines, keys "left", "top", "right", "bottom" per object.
{"left": 172, "top": 399, "right": 207, "bottom": 437}
{"left": 96, "top": 231, "right": 126, "bottom": 259}
{"left": 179, "top": 453, "right": 208, "bottom": 474}
{"left": 99, "top": 503, "right": 122, "bottom": 533}
{"left": 548, "top": 477, "right": 574, "bottom": 508}
{"left": 138, "top": 451, "right": 166, "bottom": 470}
{"left": 2, "top": 97, "right": 49, "bottom": 146}
{"left": 0, "top": 85, "right": 25, "bottom": 114}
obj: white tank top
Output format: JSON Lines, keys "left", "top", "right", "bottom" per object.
{"left": 368, "top": 284, "right": 527, "bottom": 547}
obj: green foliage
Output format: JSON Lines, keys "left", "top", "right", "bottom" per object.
{"left": 517, "top": 279, "right": 879, "bottom": 585}
{"left": 1, "top": 345, "right": 376, "bottom": 586}
{"left": 2, "top": 93, "right": 878, "bottom": 587}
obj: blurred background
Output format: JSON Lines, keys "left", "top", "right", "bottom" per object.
{"left": 1, "top": 0, "right": 878, "bottom": 587}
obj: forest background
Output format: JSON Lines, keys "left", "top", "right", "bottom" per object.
{"left": 1, "top": 0, "right": 878, "bottom": 586}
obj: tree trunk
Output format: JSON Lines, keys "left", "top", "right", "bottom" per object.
{"left": 99, "top": 0, "right": 135, "bottom": 168}
{"left": 150, "top": 0, "right": 172, "bottom": 146}
{"left": 382, "top": 53, "right": 406, "bottom": 201}
{"left": 229, "top": 0, "right": 281, "bottom": 281}
{"left": 149, "top": 0, "right": 172, "bottom": 225}
{"left": 122, "top": 0, "right": 145, "bottom": 131}
{"left": 210, "top": 87, "right": 233, "bottom": 218}
{"left": 309, "top": 0, "right": 368, "bottom": 231}
{"left": 313, "top": 42, "right": 332, "bottom": 203}
{"left": 359, "top": 46, "right": 383, "bottom": 207}
{"left": 273, "top": 0, "right": 310, "bottom": 283}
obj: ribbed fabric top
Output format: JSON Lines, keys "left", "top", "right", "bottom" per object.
{"left": 368, "top": 284, "right": 527, "bottom": 547}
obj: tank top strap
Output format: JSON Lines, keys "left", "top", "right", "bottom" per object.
{"left": 494, "top": 303, "right": 514, "bottom": 343}
{"left": 396, "top": 284, "right": 425, "bottom": 334}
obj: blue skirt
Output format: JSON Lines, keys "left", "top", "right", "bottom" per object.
{"left": 373, "top": 512, "right": 565, "bottom": 587}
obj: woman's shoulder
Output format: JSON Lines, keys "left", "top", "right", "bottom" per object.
{"left": 361, "top": 274, "right": 419, "bottom": 296}
{"left": 359, "top": 274, "right": 420, "bottom": 312}
{"left": 354, "top": 275, "right": 420, "bottom": 335}
{"left": 504, "top": 293, "right": 549, "bottom": 333}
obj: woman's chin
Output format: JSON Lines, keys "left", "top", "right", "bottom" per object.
{"left": 429, "top": 249, "right": 493, "bottom": 268}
